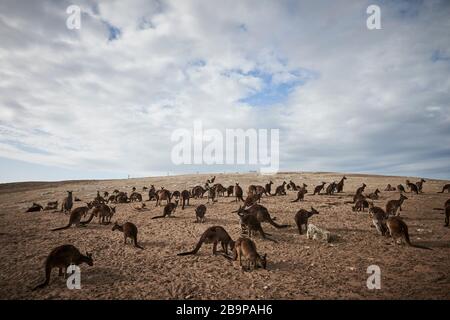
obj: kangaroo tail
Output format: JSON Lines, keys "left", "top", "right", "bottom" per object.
{"left": 51, "top": 224, "right": 71, "bottom": 231}
{"left": 80, "top": 213, "right": 94, "bottom": 225}
{"left": 32, "top": 264, "right": 51, "bottom": 291}
{"left": 268, "top": 218, "right": 289, "bottom": 228}
{"left": 151, "top": 215, "right": 165, "bottom": 219}
{"left": 177, "top": 236, "right": 204, "bottom": 256}
{"left": 403, "top": 225, "right": 432, "bottom": 250}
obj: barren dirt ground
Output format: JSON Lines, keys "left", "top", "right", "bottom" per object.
{"left": 0, "top": 172, "right": 449, "bottom": 300}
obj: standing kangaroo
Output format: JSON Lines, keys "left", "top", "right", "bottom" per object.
{"left": 313, "top": 182, "right": 326, "bottom": 195}
{"left": 367, "top": 189, "right": 381, "bottom": 200}
{"left": 51, "top": 203, "right": 94, "bottom": 231}
{"left": 177, "top": 226, "right": 234, "bottom": 256}
{"left": 294, "top": 207, "right": 319, "bottom": 235}
{"left": 369, "top": 203, "right": 389, "bottom": 236}
{"left": 236, "top": 210, "right": 276, "bottom": 242}
{"left": 152, "top": 200, "right": 178, "bottom": 219}
{"left": 265, "top": 181, "right": 273, "bottom": 195}
{"left": 386, "top": 217, "right": 431, "bottom": 250}
{"left": 274, "top": 181, "right": 287, "bottom": 196}
{"left": 181, "top": 190, "right": 190, "bottom": 209}
{"left": 386, "top": 194, "right": 408, "bottom": 216}
{"left": 232, "top": 237, "right": 267, "bottom": 271}
{"left": 226, "top": 185, "right": 234, "bottom": 197}
{"left": 416, "top": 179, "right": 426, "bottom": 193}
{"left": 291, "top": 184, "right": 308, "bottom": 202}
{"left": 234, "top": 183, "right": 245, "bottom": 202}
{"left": 194, "top": 204, "right": 207, "bottom": 223}
{"left": 32, "top": 245, "right": 93, "bottom": 290}
{"left": 325, "top": 182, "right": 337, "bottom": 195}
{"left": 397, "top": 184, "right": 406, "bottom": 193}
{"left": 112, "top": 222, "right": 144, "bottom": 249}
{"left": 353, "top": 199, "right": 370, "bottom": 212}
{"left": 60, "top": 191, "right": 73, "bottom": 213}
{"left": 335, "top": 176, "right": 347, "bottom": 193}
{"left": 406, "top": 180, "right": 419, "bottom": 194}
{"left": 155, "top": 188, "right": 171, "bottom": 206}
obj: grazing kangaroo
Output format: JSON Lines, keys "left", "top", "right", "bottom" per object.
{"left": 236, "top": 210, "right": 276, "bottom": 242}
{"left": 416, "top": 179, "right": 426, "bottom": 193}
{"left": 274, "top": 181, "right": 287, "bottom": 196}
{"left": 194, "top": 204, "right": 207, "bottom": 223}
{"left": 313, "top": 182, "right": 326, "bottom": 195}
{"left": 226, "top": 185, "right": 234, "bottom": 197}
{"left": 172, "top": 190, "right": 181, "bottom": 200}
{"left": 386, "top": 217, "right": 431, "bottom": 250}
{"left": 177, "top": 226, "right": 234, "bottom": 256}
{"left": 294, "top": 207, "right": 319, "bottom": 235}
{"left": 148, "top": 185, "right": 157, "bottom": 201}
{"left": 112, "top": 222, "right": 144, "bottom": 249}
{"left": 90, "top": 203, "right": 116, "bottom": 224}
{"left": 192, "top": 185, "right": 207, "bottom": 198}
{"left": 44, "top": 201, "right": 58, "bottom": 211}
{"left": 384, "top": 184, "right": 396, "bottom": 191}
{"left": 232, "top": 237, "right": 267, "bottom": 271}
{"left": 386, "top": 194, "right": 408, "bottom": 216}
{"left": 438, "top": 184, "right": 450, "bottom": 193}
{"left": 181, "top": 190, "right": 190, "bottom": 209}
{"left": 129, "top": 192, "right": 143, "bottom": 202}
{"left": 60, "top": 191, "right": 73, "bottom": 213}
{"left": 213, "top": 184, "right": 227, "bottom": 197}
{"left": 155, "top": 188, "right": 171, "bottom": 206}
{"left": 32, "top": 245, "right": 93, "bottom": 290}
{"left": 152, "top": 200, "right": 178, "bottom": 219}
{"left": 234, "top": 205, "right": 289, "bottom": 229}
{"left": 243, "top": 193, "right": 261, "bottom": 207}
{"left": 369, "top": 204, "right": 389, "bottom": 236}
{"left": 51, "top": 203, "right": 94, "bottom": 231}
{"left": 26, "top": 203, "right": 43, "bottom": 212}
{"left": 353, "top": 199, "right": 370, "bottom": 212}
{"left": 397, "top": 184, "right": 406, "bottom": 193}
{"left": 367, "top": 189, "right": 381, "bottom": 200}
{"left": 291, "top": 185, "right": 308, "bottom": 202}
{"left": 325, "top": 182, "right": 337, "bottom": 195}
{"left": 115, "top": 192, "right": 129, "bottom": 203}
{"left": 234, "top": 183, "right": 245, "bottom": 202}
{"left": 406, "top": 180, "right": 419, "bottom": 194}
{"left": 265, "top": 181, "right": 274, "bottom": 195}
{"left": 335, "top": 176, "right": 347, "bottom": 193}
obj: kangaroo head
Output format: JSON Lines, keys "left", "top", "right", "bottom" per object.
{"left": 112, "top": 221, "right": 120, "bottom": 231}
{"left": 343, "top": 176, "right": 347, "bottom": 180}
{"left": 67, "top": 191, "right": 73, "bottom": 196}
{"left": 375, "top": 189, "right": 380, "bottom": 193}
{"left": 310, "top": 207, "right": 319, "bottom": 215}
{"left": 282, "top": 181, "right": 286, "bottom": 185}
{"left": 84, "top": 252, "right": 94, "bottom": 266}
{"left": 269, "top": 181, "right": 273, "bottom": 184}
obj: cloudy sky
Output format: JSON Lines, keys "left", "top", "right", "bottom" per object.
{"left": 0, "top": 0, "right": 449, "bottom": 182}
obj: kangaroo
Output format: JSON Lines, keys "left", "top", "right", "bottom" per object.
{"left": 44, "top": 201, "right": 58, "bottom": 211}
{"left": 438, "top": 184, "right": 450, "bottom": 193}
{"left": 232, "top": 237, "right": 267, "bottom": 271}
{"left": 386, "top": 217, "right": 431, "bottom": 250}
{"left": 152, "top": 200, "right": 178, "bottom": 219}
{"left": 265, "top": 181, "right": 274, "bottom": 195}
{"left": 274, "top": 181, "right": 287, "bottom": 196}
{"left": 181, "top": 190, "right": 190, "bottom": 209}
{"left": 148, "top": 185, "right": 157, "bottom": 201}
{"left": 112, "top": 222, "right": 144, "bottom": 249}
{"left": 89, "top": 203, "right": 116, "bottom": 224}
{"left": 226, "top": 185, "right": 234, "bottom": 197}
{"left": 213, "top": 184, "right": 227, "bottom": 197}
{"left": 51, "top": 203, "right": 94, "bottom": 231}
{"left": 251, "top": 185, "right": 269, "bottom": 197}
{"left": 32, "top": 245, "right": 93, "bottom": 290}
{"left": 172, "top": 190, "right": 181, "bottom": 200}
{"left": 192, "top": 185, "right": 207, "bottom": 198}
{"left": 367, "top": 189, "right": 381, "bottom": 200}
{"left": 94, "top": 191, "right": 106, "bottom": 204}
{"left": 406, "top": 180, "right": 419, "bottom": 194}
{"left": 325, "top": 182, "right": 337, "bottom": 195}
{"left": 294, "top": 207, "right": 319, "bottom": 235}
{"left": 234, "top": 205, "right": 289, "bottom": 229}
{"left": 288, "top": 180, "right": 298, "bottom": 191}
{"left": 206, "top": 185, "right": 217, "bottom": 203}
{"left": 355, "top": 183, "right": 367, "bottom": 195}
{"left": 177, "top": 226, "right": 234, "bottom": 256}
{"left": 386, "top": 194, "right": 408, "bottom": 216}
{"left": 129, "top": 192, "right": 143, "bottom": 202}
{"left": 194, "top": 204, "right": 207, "bottom": 223}
{"left": 369, "top": 204, "right": 389, "bottom": 236}
{"left": 416, "top": 179, "right": 426, "bottom": 193}
{"left": 155, "top": 188, "right": 171, "bottom": 206}
{"left": 234, "top": 183, "right": 245, "bottom": 202}
{"left": 397, "top": 184, "right": 406, "bottom": 193}
{"left": 236, "top": 210, "right": 276, "bottom": 242}
{"left": 433, "top": 199, "right": 450, "bottom": 226}
{"left": 26, "top": 203, "right": 43, "bottom": 212}
{"left": 384, "top": 184, "right": 396, "bottom": 191}
{"left": 243, "top": 193, "right": 261, "bottom": 207}
{"left": 115, "top": 192, "right": 129, "bottom": 203}
{"left": 291, "top": 185, "right": 308, "bottom": 202}
{"left": 313, "top": 182, "right": 326, "bottom": 195}
{"left": 60, "top": 191, "right": 73, "bottom": 213}
{"left": 335, "top": 176, "right": 347, "bottom": 193}
{"left": 353, "top": 199, "right": 370, "bottom": 212}
{"left": 142, "top": 186, "right": 148, "bottom": 191}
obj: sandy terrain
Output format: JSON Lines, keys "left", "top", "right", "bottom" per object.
{"left": 0, "top": 172, "right": 449, "bottom": 300}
